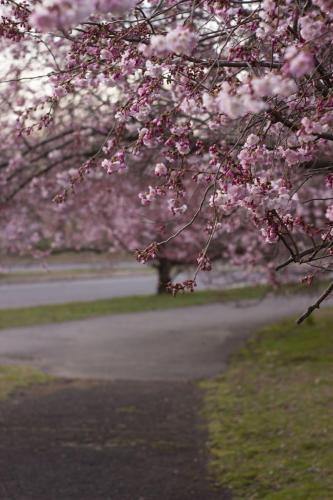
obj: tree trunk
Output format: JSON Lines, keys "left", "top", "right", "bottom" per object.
{"left": 157, "top": 258, "right": 172, "bottom": 294}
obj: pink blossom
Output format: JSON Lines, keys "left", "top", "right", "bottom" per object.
{"left": 197, "top": 253, "right": 212, "bottom": 271}
{"left": 301, "top": 117, "right": 324, "bottom": 135}
{"left": 48, "top": 150, "right": 62, "bottom": 161}
{"left": 175, "top": 139, "right": 190, "bottom": 155}
{"left": 144, "top": 27, "right": 198, "bottom": 56}
{"left": 325, "top": 175, "right": 333, "bottom": 189}
{"left": 282, "top": 147, "right": 309, "bottom": 166}
{"left": 245, "top": 134, "right": 260, "bottom": 147}
{"left": 299, "top": 16, "right": 325, "bottom": 42}
{"left": 154, "top": 163, "right": 168, "bottom": 176}
{"left": 168, "top": 198, "right": 187, "bottom": 215}
{"left": 259, "top": 0, "right": 276, "bottom": 22}
{"left": 29, "top": 0, "right": 93, "bottom": 32}
{"left": 261, "top": 225, "right": 279, "bottom": 244}
{"left": 326, "top": 205, "right": 333, "bottom": 222}
{"left": 252, "top": 74, "right": 297, "bottom": 97}
{"left": 3, "top": 0, "right": 333, "bottom": 314}
{"left": 30, "top": 0, "right": 136, "bottom": 32}
{"left": 145, "top": 61, "right": 163, "bottom": 78}
{"left": 101, "top": 152, "right": 127, "bottom": 174}
{"left": 214, "top": 83, "right": 267, "bottom": 120}
{"left": 312, "top": 0, "right": 333, "bottom": 16}
{"left": 95, "top": 0, "right": 136, "bottom": 17}
{"left": 285, "top": 48, "right": 315, "bottom": 78}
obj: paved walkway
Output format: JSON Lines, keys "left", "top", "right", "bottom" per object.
{"left": 0, "top": 294, "right": 326, "bottom": 499}
{"left": 0, "top": 379, "right": 229, "bottom": 500}
{"left": 0, "top": 294, "right": 318, "bottom": 380}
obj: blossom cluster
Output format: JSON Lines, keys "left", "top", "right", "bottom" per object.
{"left": 29, "top": 0, "right": 137, "bottom": 31}
{"left": 0, "top": 0, "right": 333, "bottom": 313}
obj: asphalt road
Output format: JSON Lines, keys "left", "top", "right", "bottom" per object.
{"left": 0, "top": 271, "right": 246, "bottom": 309}
{"left": 0, "top": 294, "right": 319, "bottom": 381}
{"left": 0, "top": 275, "right": 156, "bottom": 309}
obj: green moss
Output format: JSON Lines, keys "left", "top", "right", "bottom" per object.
{"left": 202, "top": 307, "right": 333, "bottom": 499}
{"left": 0, "top": 365, "right": 52, "bottom": 400}
{"left": 0, "top": 281, "right": 318, "bottom": 330}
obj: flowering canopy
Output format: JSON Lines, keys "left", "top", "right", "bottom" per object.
{"left": 0, "top": 0, "right": 332, "bottom": 320}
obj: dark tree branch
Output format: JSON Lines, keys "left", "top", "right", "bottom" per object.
{"left": 297, "top": 281, "right": 333, "bottom": 324}
{"left": 276, "top": 242, "right": 332, "bottom": 271}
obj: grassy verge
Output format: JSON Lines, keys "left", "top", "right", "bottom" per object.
{"left": 0, "top": 281, "right": 314, "bottom": 330}
{"left": 0, "top": 365, "right": 52, "bottom": 400}
{"left": 202, "top": 308, "right": 333, "bottom": 499}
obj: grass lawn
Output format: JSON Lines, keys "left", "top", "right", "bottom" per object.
{"left": 202, "top": 308, "right": 333, "bottom": 499}
{"left": 0, "top": 281, "right": 316, "bottom": 330}
{"left": 0, "top": 365, "right": 52, "bottom": 400}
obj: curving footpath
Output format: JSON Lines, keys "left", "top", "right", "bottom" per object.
{"left": 0, "top": 293, "right": 327, "bottom": 500}
{"left": 0, "top": 294, "right": 321, "bottom": 380}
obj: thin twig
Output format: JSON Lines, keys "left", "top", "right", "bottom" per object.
{"left": 297, "top": 281, "right": 333, "bottom": 324}
{"left": 276, "top": 242, "right": 332, "bottom": 271}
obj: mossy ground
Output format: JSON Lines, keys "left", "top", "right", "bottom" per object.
{"left": 0, "top": 365, "right": 52, "bottom": 400}
{"left": 0, "top": 281, "right": 317, "bottom": 330}
{"left": 202, "top": 308, "right": 333, "bottom": 499}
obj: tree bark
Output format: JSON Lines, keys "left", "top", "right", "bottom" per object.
{"left": 157, "top": 258, "right": 172, "bottom": 294}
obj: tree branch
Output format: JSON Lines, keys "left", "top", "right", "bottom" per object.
{"left": 297, "top": 281, "right": 333, "bottom": 324}
{"left": 276, "top": 242, "right": 332, "bottom": 271}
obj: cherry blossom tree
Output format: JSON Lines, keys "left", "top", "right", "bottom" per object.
{"left": 0, "top": 0, "right": 332, "bottom": 320}
{"left": 1, "top": 162, "right": 236, "bottom": 292}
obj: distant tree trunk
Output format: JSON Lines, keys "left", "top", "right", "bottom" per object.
{"left": 157, "top": 258, "right": 172, "bottom": 294}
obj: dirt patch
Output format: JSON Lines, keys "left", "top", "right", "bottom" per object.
{"left": 0, "top": 379, "right": 229, "bottom": 500}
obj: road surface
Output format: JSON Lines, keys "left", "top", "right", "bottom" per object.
{"left": 0, "top": 294, "right": 321, "bottom": 381}
{"left": 0, "top": 275, "right": 156, "bottom": 309}
{"left": 0, "top": 271, "right": 246, "bottom": 309}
